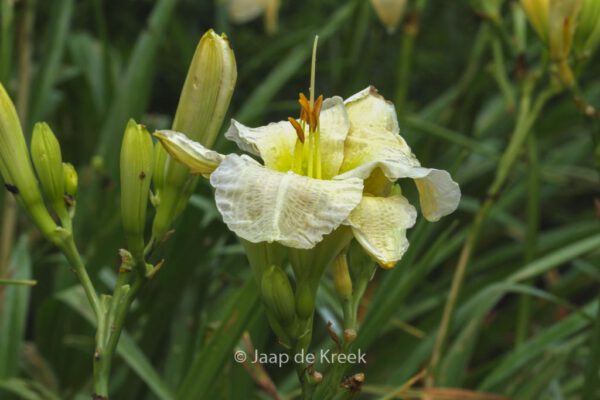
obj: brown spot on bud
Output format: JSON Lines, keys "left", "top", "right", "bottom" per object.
{"left": 4, "top": 183, "right": 18, "bottom": 194}
{"left": 64, "top": 193, "right": 75, "bottom": 207}
{"left": 139, "top": 171, "right": 146, "bottom": 180}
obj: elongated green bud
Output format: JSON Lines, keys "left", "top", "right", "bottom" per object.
{"left": 120, "top": 119, "right": 154, "bottom": 259}
{"left": 295, "top": 282, "right": 315, "bottom": 320}
{"left": 152, "top": 29, "right": 237, "bottom": 240}
{"left": 63, "top": 162, "right": 78, "bottom": 199}
{"left": 574, "top": 0, "right": 600, "bottom": 57}
{"left": 0, "top": 83, "right": 57, "bottom": 240}
{"left": 172, "top": 30, "right": 237, "bottom": 147}
{"left": 261, "top": 265, "right": 296, "bottom": 327}
{"left": 31, "top": 123, "right": 67, "bottom": 218}
{"left": 332, "top": 252, "right": 353, "bottom": 300}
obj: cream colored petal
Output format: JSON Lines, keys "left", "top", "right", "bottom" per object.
{"left": 154, "top": 130, "right": 225, "bottom": 176}
{"left": 346, "top": 194, "right": 417, "bottom": 268}
{"left": 209, "top": 154, "right": 364, "bottom": 249}
{"left": 345, "top": 86, "right": 402, "bottom": 136}
{"left": 337, "top": 86, "right": 460, "bottom": 221}
{"left": 370, "top": 0, "right": 408, "bottom": 34}
{"left": 318, "top": 96, "right": 350, "bottom": 178}
{"left": 224, "top": 119, "right": 297, "bottom": 172}
{"left": 414, "top": 168, "right": 461, "bottom": 222}
{"left": 227, "top": 0, "right": 266, "bottom": 23}
{"left": 337, "top": 162, "right": 460, "bottom": 222}
{"left": 339, "top": 86, "right": 416, "bottom": 174}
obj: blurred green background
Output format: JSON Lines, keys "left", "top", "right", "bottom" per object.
{"left": 1, "top": 0, "right": 600, "bottom": 399}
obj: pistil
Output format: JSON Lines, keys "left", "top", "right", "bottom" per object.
{"left": 287, "top": 36, "right": 323, "bottom": 179}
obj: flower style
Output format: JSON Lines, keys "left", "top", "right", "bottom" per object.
{"left": 155, "top": 86, "right": 460, "bottom": 269}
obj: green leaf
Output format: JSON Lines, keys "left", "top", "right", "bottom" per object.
{"left": 176, "top": 279, "right": 261, "bottom": 400}
{"left": 27, "top": 0, "right": 74, "bottom": 132}
{"left": 0, "top": 237, "right": 32, "bottom": 379}
{"left": 479, "top": 301, "right": 596, "bottom": 391}
{"left": 97, "top": 0, "right": 179, "bottom": 177}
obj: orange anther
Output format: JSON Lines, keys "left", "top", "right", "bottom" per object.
{"left": 288, "top": 117, "right": 305, "bottom": 143}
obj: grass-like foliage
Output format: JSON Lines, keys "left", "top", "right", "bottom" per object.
{"left": 0, "top": 0, "right": 599, "bottom": 399}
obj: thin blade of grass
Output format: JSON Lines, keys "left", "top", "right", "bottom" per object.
{"left": 176, "top": 279, "right": 261, "bottom": 400}
{"left": 0, "top": 237, "right": 31, "bottom": 379}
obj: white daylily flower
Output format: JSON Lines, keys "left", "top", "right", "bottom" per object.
{"left": 370, "top": 0, "right": 408, "bottom": 34}
{"left": 227, "top": 0, "right": 281, "bottom": 34}
{"left": 155, "top": 86, "right": 461, "bottom": 268}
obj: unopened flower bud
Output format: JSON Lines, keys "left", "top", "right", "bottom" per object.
{"left": 370, "top": 0, "right": 407, "bottom": 34}
{"left": 120, "top": 119, "right": 153, "bottom": 258}
{"left": 574, "top": 0, "right": 600, "bottom": 57}
{"left": 0, "top": 83, "right": 57, "bottom": 239}
{"left": 295, "top": 282, "right": 315, "bottom": 320}
{"left": 63, "top": 162, "right": 78, "bottom": 199}
{"left": 152, "top": 29, "right": 237, "bottom": 240}
{"left": 31, "top": 123, "right": 67, "bottom": 216}
{"left": 227, "top": 0, "right": 280, "bottom": 34}
{"left": 333, "top": 252, "right": 353, "bottom": 300}
{"left": 521, "top": 0, "right": 582, "bottom": 87}
{"left": 261, "top": 265, "right": 296, "bottom": 327}
{"left": 521, "top": 0, "right": 550, "bottom": 43}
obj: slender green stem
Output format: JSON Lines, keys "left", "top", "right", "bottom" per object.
{"left": 394, "top": 0, "right": 427, "bottom": 114}
{"left": 54, "top": 236, "right": 109, "bottom": 398}
{"left": 515, "top": 133, "right": 540, "bottom": 345}
{"left": 427, "top": 81, "right": 559, "bottom": 386}
{"left": 94, "top": 273, "right": 143, "bottom": 399}
{"left": 59, "top": 237, "right": 103, "bottom": 319}
{"left": 0, "top": 278, "right": 37, "bottom": 286}
{"left": 490, "top": 37, "right": 515, "bottom": 110}
{"left": 395, "top": 27, "right": 415, "bottom": 114}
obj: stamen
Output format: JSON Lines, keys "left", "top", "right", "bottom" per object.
{"left": 299, "top": 93, "right": 311, "bottom": 123}
{"left": 288, "top": 117, "right": 305, "bottom": 143}
{"left": 312, "top": 95, "right": 324, "bottom": 131}
{"left": 314, "top": 127, "right": 321, "bottom": 179}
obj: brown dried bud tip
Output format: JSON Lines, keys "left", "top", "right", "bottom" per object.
{"left": 327, "top": 321, "right": 342, "bottom": 351}
{"left": 312, "top": 371, "right": 323, "bottom": 383}
{"left": 342, "top": 372, "right": 365, "bottom": 392}
{"left": 343, "top": 329, "right": 357, "bottom": 343}
{"left": 595, "top": 198, "right": 600, "bottom": 220}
